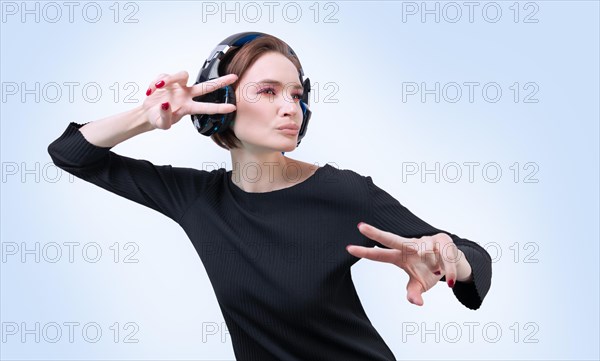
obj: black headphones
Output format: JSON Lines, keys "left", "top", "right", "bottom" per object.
{"left": 190, "top": 32, "right": 312, "bottom": 150}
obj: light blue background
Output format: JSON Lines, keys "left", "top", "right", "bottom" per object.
{"left": 1, "top": 1, "right": 598, "bottom": 360}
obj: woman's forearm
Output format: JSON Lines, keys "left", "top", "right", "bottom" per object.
{"left": 78, "top": 105, "right": 155, "bottom": 148}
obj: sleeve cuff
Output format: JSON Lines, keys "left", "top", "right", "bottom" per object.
{"left": 47, "top": 122, "right": 113, "bottom": 168}
{"left": 451, "top": 243, "right": 492, "bottom": 310}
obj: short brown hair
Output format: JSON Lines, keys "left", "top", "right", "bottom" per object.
{"left": 210, "top": 34, "right": 303, "bottom": 150}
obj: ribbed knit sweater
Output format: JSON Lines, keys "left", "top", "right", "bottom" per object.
{"left": 47, "top": 122, "right": 492, "bottom": 361}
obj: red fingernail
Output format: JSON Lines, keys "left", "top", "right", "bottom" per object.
{"left": 155, "top": 80, "right": 165, "bottom": 88}
{"left": 448, "top": 279, "right": 455, "bottom": 288}
{"left": 357, "top": 222, "right": 365, "bottom": 229}
{"left": 161, "top": 102, "right": 169, "bottom": 110}
{"left": 434, "top": 271, "right": 441, "bottom": 275}
{"left": 146, "top": 88, "right": 152, "bottom": 96}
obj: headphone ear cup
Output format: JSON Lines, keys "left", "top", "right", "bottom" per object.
{"left": 297, "top": 101, "right": 311, "bottom": 147}
{"left": 299, "top": 101, "right": 307, "bottom": 116}
{"left": 295, "top": 77, "right": 311, "bottom": 147}
{"left": 191, "top": 84, "right": 236, "bottom": 136}
{"left": 301, "top": 78, "right": 311, "bottom": 106}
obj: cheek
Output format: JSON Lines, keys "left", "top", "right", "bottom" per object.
{"left": 237, "top": 100, "right": 271, "bottom": 123}
{"left": 233, "top": 105, "right": 271, "bottom": 139}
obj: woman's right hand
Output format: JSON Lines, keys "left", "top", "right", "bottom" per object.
{"left": 143, "top": 71, "right": 238, "bottom": 130}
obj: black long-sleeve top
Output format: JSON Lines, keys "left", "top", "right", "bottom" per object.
{"left": 47, "top": 122, "right": 492, "bottom": 361}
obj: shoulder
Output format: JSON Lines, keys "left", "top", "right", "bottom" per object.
{"left": 319, "top": 163, "right": 367, "bottom": 178}
{"left": 171, "top": 165, "right": 226, "bottom": 179}
{"left": 314, "top": 163, "right": 370, "bottom": 192}
{"left": 169, "top": 166, "right": 227, "bottom": 192}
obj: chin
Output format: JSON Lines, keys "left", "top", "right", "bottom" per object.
{"left": 283, "top": 142, "right": 298, "bottom": 152}
{"left": 272, "top": 138, "right": 297, "bottom": 151}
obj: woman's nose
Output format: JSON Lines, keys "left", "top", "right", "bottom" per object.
{"left": 279, "top": 95, "right": 299, "bottom": 116}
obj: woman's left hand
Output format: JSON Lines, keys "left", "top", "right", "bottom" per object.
{"left": 347, "top": 222, "right": 473, "bottom": 306}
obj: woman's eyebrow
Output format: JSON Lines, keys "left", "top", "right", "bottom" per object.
{"left": 256, "top": 79, "right": 303, "bottom": 90}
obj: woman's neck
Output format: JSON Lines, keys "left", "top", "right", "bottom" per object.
{"left": 229, "top": 151, "right": 313, "bottom": 193}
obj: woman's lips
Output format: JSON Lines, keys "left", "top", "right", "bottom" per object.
{"left": 277, "top": 128, "right": 299, "bottom": 135}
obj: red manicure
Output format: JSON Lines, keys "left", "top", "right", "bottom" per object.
{"left": 161, "top": 102, "right": 169, "bottom": 110}
{"left": 146, "top": 88, "right": 152, "bottom": 96}
{"left": 434, "top": 271, "right": 441, "bottom": 275}
{"left": 155, "top": 80, "right": 165, "bottom": 88}
{"left": 448, "top": 279, "right": 455, "bottom": 288}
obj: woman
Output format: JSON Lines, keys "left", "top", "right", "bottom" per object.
{"left": 48, "top": 32, "right": 492, "bottom": 360}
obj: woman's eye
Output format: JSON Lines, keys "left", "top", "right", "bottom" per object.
{"left": 259, "top": 87, "right": 276, "bottom": 95}
{"left": 258, "top": 88, "right": 302, "bottom": 100}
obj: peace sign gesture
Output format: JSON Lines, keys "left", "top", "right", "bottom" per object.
{"left": 347, "top": 222, "right": 473, "bottom": 306}
{"left": 143, "top": 71, "right": 238, "bottom": 130}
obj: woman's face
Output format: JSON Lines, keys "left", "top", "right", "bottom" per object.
{"left": 232, "top": 52, "right": 304, "bottom": 153}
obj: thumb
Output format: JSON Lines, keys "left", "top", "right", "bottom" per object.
{"left": 406, "top": 279, "right": 425, "bottom": 306}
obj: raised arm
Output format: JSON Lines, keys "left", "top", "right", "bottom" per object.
{"left": 47, "top": 71, "right": 238, "bottom": 223}
{"left": 77, "top": 71, "right": 238, "bottom": 147}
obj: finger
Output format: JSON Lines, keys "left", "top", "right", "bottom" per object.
{"left": 430, "top": 240, "right": 442, "bottom": 274}
{"left": 415, "top": 236, "right": 450, "bottom": 277}
{"left": 346, "top": 245, "right": 398, "bottom": 264}
{"left": 154, "top": 71, "right": 189, "bottom": 90}
{"left": 422, "top": 250, "right": 438, "bottom": 272}
{"left": 147, "top": 73, "right": 169, "bottom": 96}
{"left": 191, "top": 74, "right": 239, "bottom": 97}
{"left": 157, "top": 101, "right": 172, "bottom": 129}
{"left": 188, "top": 101, "right": 237, "bottom": 115}
{"left": 406, "top": 279, "right": 424, "bottom": 306}
{"left": 170, "top": 70, "right": 190, "bottom": 88}
{"left": 357, "top": 222, "right": 418, "bottom": 253}
{"left": 438, "top": 240, "right": 458, "bottom": 288}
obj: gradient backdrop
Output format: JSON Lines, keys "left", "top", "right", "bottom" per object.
{"left": 1, "top": 1, "right": 599, "bottom": 360}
